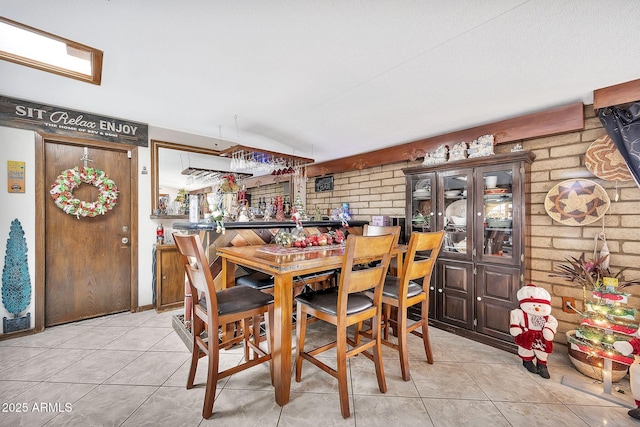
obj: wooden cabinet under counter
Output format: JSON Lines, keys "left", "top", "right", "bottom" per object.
{"left": 154, "top": 244, "right": 184, "bottom": 312}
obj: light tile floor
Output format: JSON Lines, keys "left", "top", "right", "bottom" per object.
{"left": 0, "top": 308, "right": 637, "bottom": 426}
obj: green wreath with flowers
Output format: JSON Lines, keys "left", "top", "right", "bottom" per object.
{"left": 50, "top": 166, "right": 119, "bottom": 218}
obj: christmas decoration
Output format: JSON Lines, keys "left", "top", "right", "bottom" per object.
{"left": 292, "top": 194, "right": 307, "bottom": 220}
{"left": 510, "top": 284, "right": 558, "bottom": 379}
{"left": 206, "top": 192, "right": 225, "bottom": 234}
{"left": 274, "top": 230, "right": 292, "bottom": 248}
{"left": 2, "top": 219, "right": 32, "bottom": 333}
{"left": 50, "top": 166, "right": 119, "bottom": 218}
{"left": 275, "top": 196, "right": 285, "bottom": 221}
{"left": 220, "top": 174, "right": 241, "bottom": 192}
{"left": 291, "top": 208, "right": 303, "bottom": 229}
{"left": 551, "top": 252, "right": 640, "bottom": 379}
{"left": 614, "top": 334, "right": 640, "bottom": 419}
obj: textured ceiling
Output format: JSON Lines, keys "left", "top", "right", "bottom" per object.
{"left": 2, "top": 0, "right": 640, "bottom": 165}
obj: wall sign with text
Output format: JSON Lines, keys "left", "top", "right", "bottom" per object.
{"left": 0, "top": 95, "right": 148, "bottom": 147}
{"left": 315, "top": 175, "right": 334, "bottom": 192}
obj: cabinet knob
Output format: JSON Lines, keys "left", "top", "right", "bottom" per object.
{"left": 437, "top": 212, "right": 442, "bottom": 216}
{"left": 162, "top": 275, "right": 167, "bottom": 280}
{"left": 477, "top": 296, "right": 482, "bottom": 301}
{"left": 121, "top": 237, "right": 129, "bottom": 244}
{"left": 430, "top": 286, "right": 435, "bottom": 291}
{"left": 438, "top": 288, "right": 443, "bottom": 293}
{"left": 477, "top": 212, "right": 482, "bottom": 216}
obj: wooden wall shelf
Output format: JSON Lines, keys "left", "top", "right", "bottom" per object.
{"left": 307, "top": 102, "right": 583, "bottom": 177}
{"left": 593, "top": 78, "right": 640, "bottom": 110}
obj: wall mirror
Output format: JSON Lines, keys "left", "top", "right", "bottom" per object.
{"left": 150, "top": 139, "right": 296, "bottom": 217}
{"left": 151, "top": 140, "right": 228, "bottom": 216}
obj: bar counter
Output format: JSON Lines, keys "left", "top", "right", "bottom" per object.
{"left": 172, "top": 220, "right": 367, "bottom": 266}
{"left": 172, "top": 219, "right": 368, "bottom": 231}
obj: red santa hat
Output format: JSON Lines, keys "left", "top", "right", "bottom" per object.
{"left": 517, "top": 284, "right": 551, "bottom": 306}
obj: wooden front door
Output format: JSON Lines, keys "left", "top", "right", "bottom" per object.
{"left": 44, "top": 139, "right": 132, "bottom": 326}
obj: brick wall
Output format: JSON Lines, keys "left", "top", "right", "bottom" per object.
{"left": 248, "top": 182, "right": 288, "bottom": 209}
{"left": 305, "top": 104, "right": 640, "bottom": 343}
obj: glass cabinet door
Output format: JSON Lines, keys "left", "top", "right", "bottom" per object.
{"left": 477, "top": 165, "right": 518, "bottom": 264}
{"left": 439, "top": 169, "right": 472, "bottom": 257}
{"left": 408, "top": 173, "right": 435, "bottom": 234}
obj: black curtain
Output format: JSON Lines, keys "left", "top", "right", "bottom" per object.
{"left": 598, "top": 103, "right": 640, "bottom": 188}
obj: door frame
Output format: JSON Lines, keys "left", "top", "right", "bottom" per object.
{"left": 34, "top": 133, "right": 139, "bottom": 332}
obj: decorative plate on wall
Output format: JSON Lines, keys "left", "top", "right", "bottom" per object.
{"left": 544, "top": 179, "right": 610, "bottom": 226}
{"left": 584, "top": 135, "right": 633, "bottom": 182}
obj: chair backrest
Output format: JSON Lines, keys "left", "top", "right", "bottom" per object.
{"left": 173, "top": 233, "right": 218, "bottom": 319}
{"left": 337, "top": 234, "right": 395, "bottom": 318}
{"left": 402, "top": 231, "right": 445, "bottom": 288}
{"left": 363, "top": 224, "right": 401, "bottom": 248}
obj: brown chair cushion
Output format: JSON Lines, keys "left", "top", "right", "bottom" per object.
{"left": 295, "top": 288, "right": 373, "bottom": 316}
{"left": 382, "top": 276, "right": 423, "bottom": 299}
{"left": 198, "top": 286, "right": 274, "bottom": 315}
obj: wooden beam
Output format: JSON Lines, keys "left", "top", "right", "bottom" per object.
{"left": 593, "top": 78, "right": 640, "bottom": 110}
{"left": 307, "top": 102, "right": 584, "bottom": 177}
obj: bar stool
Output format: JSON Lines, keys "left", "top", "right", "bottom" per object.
{"left": 357, "top": 230, "right": 445, "bottom": 381}
{"left": 173, "top": 233, "right": 275, "bottom": 419}
{"left": 294, "top": 234, "right": 395, "bottom": 418}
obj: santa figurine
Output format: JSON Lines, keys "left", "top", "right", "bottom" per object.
{"left": 291, "top": 207, "right": 303, "bottom": 230}
{"left": 510, "top": 284, "right": 558, "bottom": 379}
{"left": 613, "top": 334, "right": 640, "bottom": 419}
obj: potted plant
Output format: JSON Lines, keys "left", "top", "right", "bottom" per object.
{"left": 551, "top": 252, "right": 640, "bottom": 381}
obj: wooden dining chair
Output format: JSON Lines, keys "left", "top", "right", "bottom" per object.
{"left": 173, "top": 233, "right": 275, "bottom": 419}
{"left": 294, "top": 233, "right": 395, "bottom": 418}
{"left": 358, "top": 231, "right": 445, "bottom": 381}
{"left": 363, "top": 224, "right": 400, "bottom": 273}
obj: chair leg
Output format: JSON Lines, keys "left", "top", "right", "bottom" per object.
{"left": 353, "top": 321, "right": 362, "bottom": 346}
{"left": 336, "top": 328, "right": 350, "bottom": 418}
{"left": 397, "top": 306, "right": 411, "bottom": 381}
{"left": 243, "top": 318, "right": 251, "bottom": 362}
{"left": 187, "top": 317, "right": 203, "bottom": 390}
{"left": 295, "top": 303, "right": 307, "bottom": 382}
{"left": 383, "top": 304, "right": 391, "bottom": 341}
{"left": 420, "top": 300, "right": 434, "bottom": 364}
{"left": 371, "top": 313, "right": 387, "bottom": 393}
{"left": 202, "top": 331, "right": 220, "bottom": 419}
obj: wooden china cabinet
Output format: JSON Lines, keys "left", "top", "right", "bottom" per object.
{"left": 403, "top": 150, "right": 535, "bottom": 352}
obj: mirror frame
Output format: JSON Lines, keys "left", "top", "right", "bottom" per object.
{"left": 150, "top": 139, "right": 222, "bottom": 216}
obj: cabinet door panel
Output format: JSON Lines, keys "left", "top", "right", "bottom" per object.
{"left": 156, "top": 245, "right": 185, "bottom": 311}
{"left": 475, "top": 163, "right": 522, "bottom": 266}
{"left": 439, "top": 169, "right": 473, "bottom": 260}
{"left": 475, "top": 264, "right": 521, "bottom": 341}
{"left": 406, "top": 172, "right": 436, "bottom": 240}
{"left": 437, "top": 260, "right": 473, "bottom": 330}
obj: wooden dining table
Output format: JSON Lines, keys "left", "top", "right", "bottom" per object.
{"left": 217, "top": 242, "right": 406, "bottom": 406}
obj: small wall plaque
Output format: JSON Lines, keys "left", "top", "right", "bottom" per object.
{"left": 315, "top": 175, "right": 334, "bottom": 192}
{"left": 7, "top": 160, "right": 25, "bottom": 193}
